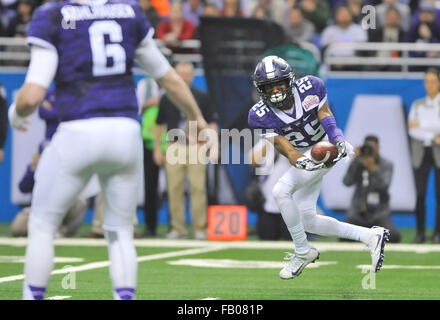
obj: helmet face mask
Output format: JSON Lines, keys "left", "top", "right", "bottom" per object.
{"left": 253, "top": 56, "right": 295, "bottom": 109}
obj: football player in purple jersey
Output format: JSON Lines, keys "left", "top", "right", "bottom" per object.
{"left": 8, "top": 0, "right": 206, "bottom": 300}
{"left": 248, "top": 56, "right": 390, "bottom": 279}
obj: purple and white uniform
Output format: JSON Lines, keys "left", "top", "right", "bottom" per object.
{"left": 248, "top": 75, "right": 328, "bottom": 151}
{"left": 21, "top": 0, "right": 171, "bottom": 301}
{"left": 27, "top": 0, "right": 153, "bottom": 121}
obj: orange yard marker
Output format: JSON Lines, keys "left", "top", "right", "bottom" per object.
{"left": 207, "top": 205, "right": 247, "bottom": 241}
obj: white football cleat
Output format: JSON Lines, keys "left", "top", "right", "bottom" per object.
{"left": 279, "top": 247, "right": 320, "bottom": 280}
{"left": 366, "top": 226, "right": 390, "bottom": 273}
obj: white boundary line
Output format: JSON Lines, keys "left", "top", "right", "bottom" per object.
{"left": 0, "top": 245, "right": 227, "bottom": 284}
{"left": 1, "top": 237, "right": 440, "bottom": 253}
{"left": 47, "top": 296, "right": 71, "bottom": 300}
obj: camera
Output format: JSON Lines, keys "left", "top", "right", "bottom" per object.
{"left": 360, "top": 144, "right": 374, "bottom": 157}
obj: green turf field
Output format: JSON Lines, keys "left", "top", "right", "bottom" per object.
{"left": 0, "top": 227, "right": 440, "bottom": 300}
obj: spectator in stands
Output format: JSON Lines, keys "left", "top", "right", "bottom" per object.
{"left": 220, "top": 0, "right": 244, "bottom": 17}
{"left": 139, "top": 0, "right": 161, "bottom": 30}
{"left": 203, "top": 2, "right": 220, "bottom": 16}
{"left": 136, "top": 76, "right": 165, "bottom": 238}
{"left": 151, "top": 0, "right": 170, "bottom": 18}
{"left": 299, "top": 0, "right": 330, "bottom": 33}
{"left": 408, "top": 68, "right": 440, "bottom": 244}
{"left": 247, "top": 0, "right": 285, "bottom": 25}
{"left": 409, "top": 0, "right": 440, "bottom": 28}
{"left": 5, "top": 0, "right": 33, "bottom": 37}
{"left": 0, "top": 3, "right": 8, "bottom": 37}
{"left": 1, "top": 0, "right": 20, "bottom": 34}
{"left": 251, "top": 4, "right": 271, "bottom": 20}
{"left": 320, "top": 4, "right": 368, "bottom": 70}
{"left": 193, "top": 2, "right": 220, "bottom": 40}
{"left": 0, "top": 82, "right": 6, "bottom": 164}
{"left": 406, "top": 1, "right": 440, "bottom": 63}
{"left": 155, "top": 62, "right": 219, "bottom": 240}
{"left": 342, "top": 135, "right": 401, "bottom": 243}
{"left": 156, "top": 1, "right": 196, "bottom": 53}
{"left": 375, "top": 0, "right": 411, "bottom": 31}
{"left": 284, "top": 5, "right": 315, "bottom": 43}
{"left": 369, "top": 5, "right": 405, "bottom": 43}
{"left": 346, "top": 0, "right": 366, "bottom": 24}
{"left": 183, "top": 0, "right": 205, "bottom": 27}
{"left": 367, "top": 5, "right": 405, "bottom": 70}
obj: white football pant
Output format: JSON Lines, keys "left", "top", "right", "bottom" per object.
{"left": 272, "top": 147, "right": 373, "bottom": 254}
{"left": 23, "top": 117, "right": 142, "bottom": 300}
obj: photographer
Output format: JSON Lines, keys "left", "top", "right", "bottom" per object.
{"left": 342, "top": 135, "right": 401, "bottom": 243}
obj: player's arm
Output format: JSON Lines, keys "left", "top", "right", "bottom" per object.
{"left": 156, "top": 69, "right": 205, "bottom": 123}
{"left": 9, "top": 46, "right": 58, "bottom": 131}
{"left": 318, "top": 101, "right": 353, "bottom": 161}
{"left": 273, "top": 135, "right": 323, "bottom": 171}
{"left": 317, "top": 102, "right": 344, "bottom": 144}
{"left": 249, "top": 139, "right": 267, "bottom": 167}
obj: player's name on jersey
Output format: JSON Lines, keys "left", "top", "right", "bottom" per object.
{"left": 61, "top": 3, "right": 135, "bottom": 22}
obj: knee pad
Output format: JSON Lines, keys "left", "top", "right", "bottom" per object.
{"left": 301, "top": 213, "right": 316, "bottom": 232}
{"left": 28, "top": 214, "right": 58, "bottom": 238}
{"left": 300, "top": 205, "right": 318, "bottom": 232}
{"left": 272, "top": 181, "right": 294, "bottom": 202}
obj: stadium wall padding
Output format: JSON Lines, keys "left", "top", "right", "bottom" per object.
{"left": 0, "top": 72, "right": 437, "bottom": 229}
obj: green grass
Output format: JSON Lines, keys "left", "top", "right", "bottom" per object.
{"left": 1, "top": 223, "right": 439, "bottom": 300}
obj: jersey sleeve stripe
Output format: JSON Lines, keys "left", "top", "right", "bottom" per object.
{"left": 26, "top": 36, "right": 57, "bottom": 52}
{"left": 317, "top": 94, "right": 328, "bottom": 110}
{"left": 138, "top": 27, "right": 155, "bottom": 47}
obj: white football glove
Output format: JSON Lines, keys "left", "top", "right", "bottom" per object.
{"left": 295, "top": 156, "right": 324, "bottom": 171}
{"left": 333, "top": 141, "right": 354, "bottom": 163}
{"left": 8, "top": 103, "right": 29, "bottom": 131}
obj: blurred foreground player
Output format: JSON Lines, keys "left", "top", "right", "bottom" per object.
{"left": 9, "top": 0, "right": 206, "bottom": 300}
{"left": 248, "top": 56, "right": 390, "bottom": 279}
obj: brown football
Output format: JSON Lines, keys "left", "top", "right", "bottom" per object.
{"left": 311, "top": 141, "right": 338, "bottom": 166}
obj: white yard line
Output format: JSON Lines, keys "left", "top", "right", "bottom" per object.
{"left": 0, "top": 245, "right": 227, "bottom": 284}
{"left": 0, "top": 256, "right": 84, "bottom": 263}
{"left": 357, "top": 264, "right": 440, "bottom": 270}
{"left": 47, "top": 296, "right": 71, "bottom": 300}
{"left": 1, "top": 237, "right": 440, "bottom": 253}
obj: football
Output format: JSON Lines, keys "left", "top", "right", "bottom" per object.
{"left": 311, "top": 141, "right": 338, "bottom": 166}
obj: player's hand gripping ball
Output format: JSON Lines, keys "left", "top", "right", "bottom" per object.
{"left": 311, "top": 141, "right": 339, "bottom": 167}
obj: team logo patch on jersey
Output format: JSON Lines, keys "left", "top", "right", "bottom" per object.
{"left": 302, "top": 95, "right": 320, "bottom": 111}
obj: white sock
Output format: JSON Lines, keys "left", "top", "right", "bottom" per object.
{"left": 273, "top": 181, "right": 311, "bottom": 254}
{"left": 113, "top": 287, "right": 136, "bottom": 300}
{"left": 303, "top": 214, "right": 373, "bottom": 244}
{"left": 339, "top": 222, "right": 373, "bottom": 244}
{"left": 23, "top": 282, "right": 46, "bottom": 300}
{"left": 105, "top": 227, "right": 137, "bottom": 299}
{"left": 22, "top": 216, "right": 56, "bottom": 300}
{"left": 288, "top": 224, "right": 311, "bottom": 255}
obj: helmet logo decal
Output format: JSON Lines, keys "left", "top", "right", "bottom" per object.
{"left": 263, "top": 57, "right": 275, "bottom": 79}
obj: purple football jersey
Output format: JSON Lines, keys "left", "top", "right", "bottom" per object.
{"left": 27, "top": 0, "right": 153, "bottom": 122}
{"left": 248, "top": 75, "right": 328, "bottom": 148}
{"left": 38, "top": 86, "right": 59, "bottom": 140}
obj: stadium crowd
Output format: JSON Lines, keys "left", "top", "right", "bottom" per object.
{"left": 0, "top": 0, "right": 439, "bottom": 61}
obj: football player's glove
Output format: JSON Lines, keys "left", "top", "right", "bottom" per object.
{"left": 8, "top": 103, "right": 29, "bottom": 131}
{"left": 295, "top": 156, "right": 324, "bottom": 171}
{"left": 333, "top": 141, "right": 354, "bottom": 163}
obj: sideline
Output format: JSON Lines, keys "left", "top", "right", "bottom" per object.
{"left": 1, "top": 237, "right": 440, "bottom": 253}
